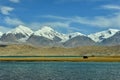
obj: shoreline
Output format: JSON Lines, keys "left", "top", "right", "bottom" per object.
{"left": 0, "top": 56, "right": 120, "bottom": 62}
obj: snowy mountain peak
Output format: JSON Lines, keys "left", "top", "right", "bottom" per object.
{"left": 6, "top": 25, "right": 33, "bottom": 36}
{"left": 0, "top": 32, "right": 3, "bottom": 35}
{"left": 108, "top": 29, "right": 120, "bottom": 32}
{"left": 0, "top": 32, "right": 3, "bottom": 38}
{"left": 60, "top": 32, "right": 86, "bottom": 42}
{"left": 17, "top": 25, "right": 28, "bottom": 29}
{"left": 67, "top": 32, "right": 86, "bottom": 39}
{"left": 88, "top": 29, "right": 120, "bottom": 42}
{"left": 34, "top": 26, "right": 61, "bottom": 40}
{"left": 68, "top": 32, "right": 85, "bottom": 37}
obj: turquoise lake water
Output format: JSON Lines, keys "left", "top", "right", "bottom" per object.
{"left": 0, "top": 62, "right": 120, "bottom": 80}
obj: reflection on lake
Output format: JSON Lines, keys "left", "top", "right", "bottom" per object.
{"left": 0, "top": 62, "right": 120, "bottom": 80}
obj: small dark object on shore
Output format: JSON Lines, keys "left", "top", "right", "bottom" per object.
{"left": 83, "top": 56, "right": 88, "bottom": 59}
{"left": 0, "top": 45, "right": 8, "bottom": 47}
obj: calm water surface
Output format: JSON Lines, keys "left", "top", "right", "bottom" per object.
{"left": 0, "top": 62, "right": 120, "bottom": 80}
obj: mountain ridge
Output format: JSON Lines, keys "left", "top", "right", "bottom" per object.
{"left": 0, "top": 25, "right": 120, "bottom": 47}
{"left": 88, "top": 29, "right": 119, "bottom": 42}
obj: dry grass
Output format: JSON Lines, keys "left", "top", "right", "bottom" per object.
{"left": 1, "top": 57, "right": 120, "bottom": 62}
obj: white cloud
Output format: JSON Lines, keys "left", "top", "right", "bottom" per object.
{"left": 73, "top": 15, "right": 120, "bottom": 28}
{"left": 3, "top": 16, "right": 72, "bottom": 32}
{"left": 101, "top": 5, "right": 120, "bottom": 10}
{"left": 0, "top": 26, "right": 12, "bottom": 32}
{"left": 41, "top": 15, "right": 69, "bottom": 20}
{"left": 71, "top": 16, "right": 111, "bottom": 27}
{"left": 42, "top": 14, "right": 120, "bottom": 28}
{"left": 29, "top": 21, "right": 83, "bottom": 33}
{"left": 41, "top": 22, "right": 70, "bottom": 27}
{"left": 9, "top": 0, "right": 20, "bottom": 3}
{"left": 55, "top": 0, "right": 109, "bottom": 3}
{"left": 4, "top": 17, "right": 24, "bottom": 26}
{"left": 29, "top": 22, "right": 70, "bottom": 30}
{"left": 0, "top": 6, "right": 14, "bottom": 15}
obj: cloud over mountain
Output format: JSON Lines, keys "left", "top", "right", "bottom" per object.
{"left": 9, "top": 0, "right": 20, "bottom": 3}
{"left": 0, "top": 6, "right": 14, "bottom": 15}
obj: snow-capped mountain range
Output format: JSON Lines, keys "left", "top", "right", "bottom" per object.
{"left": 0, "top": 25, "right": 120, "bottom": 47}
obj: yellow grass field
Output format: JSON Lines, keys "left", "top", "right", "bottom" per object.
{"left": 1, "top": 56, "right": 120, "bottom": 62}
{"left": 0, "top": 44, "right": 120, "bottom": 62}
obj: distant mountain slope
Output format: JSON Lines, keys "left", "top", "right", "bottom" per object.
{"left": 63, "top": 36, "right": 95, "bottom": 47}
{"left": 100, "top": 31, "right": 120, "bottom": 46}
{"left": 27, "top": 35, "right": 54, "bottom": 46}
{"left": 88, "top": 29, "right": 119, "bottom": 42}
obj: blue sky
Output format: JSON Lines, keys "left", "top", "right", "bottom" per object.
{"left": 0, "top": 0, "right": 120, "bottom": 34}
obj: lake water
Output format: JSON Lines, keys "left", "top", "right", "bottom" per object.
{"left": 0, "top": 62, "right": 120, "bottom": 80}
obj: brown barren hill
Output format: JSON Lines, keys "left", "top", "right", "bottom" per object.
{"left": 0, "top": 44, "right": 119, "bottom": 56}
